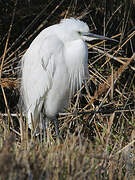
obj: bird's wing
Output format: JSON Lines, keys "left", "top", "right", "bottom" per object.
{"left": 39, "top": 35, "right": 64, "bottom": 87}
{"left": 22, "top": 35, "right": 64, "bottom": 111}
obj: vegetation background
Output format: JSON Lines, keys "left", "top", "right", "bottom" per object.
{"left": 0, "top": 0, "right": 135, "bottom": 179}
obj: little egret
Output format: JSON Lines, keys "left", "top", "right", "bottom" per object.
{"left": 21, "top": 18, "right": 116, "bottom": 136}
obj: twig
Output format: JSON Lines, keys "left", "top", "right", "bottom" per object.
{"left": 0, "top": 0, "right": 18, "bottom": 77}
{"left": 85, "top": 53, "right": 135, "bottom": 110}
{"left": 59, "top": 108, "right": 135, "bottom": 116}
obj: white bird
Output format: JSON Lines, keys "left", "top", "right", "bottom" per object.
{"left": 21, "top": 18, "right": 115, "bottom": 136}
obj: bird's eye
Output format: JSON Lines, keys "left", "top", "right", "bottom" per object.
{"left": 78, "top": 31, "right": 81, "bottom": 35}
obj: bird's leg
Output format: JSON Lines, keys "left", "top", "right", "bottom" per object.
{"left": 53, "top": 115, "right": 61, "bottom": 144}
{"left": 45, "top": 117, "right": 49, "bottom": 129}
{"left": 53, "top": 114, "right": 59, "bottom": 138}
{"left": 43, "top": 114, "right": 49, "bottom": 142}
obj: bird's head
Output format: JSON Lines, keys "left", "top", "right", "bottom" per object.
{"left": 59, "top": 18, "right": 117, "bottom": 42}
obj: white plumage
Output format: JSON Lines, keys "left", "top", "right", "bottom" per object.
{"left": 21, "top": 18, "right": 114, "bottom": 135}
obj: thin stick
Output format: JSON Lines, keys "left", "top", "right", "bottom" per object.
{"left": 0, "top": 0, "right": 18, "bottom": 77}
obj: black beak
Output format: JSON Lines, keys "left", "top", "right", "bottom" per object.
{"left": 85, "top": 32, "right": 118, "bottom": 42}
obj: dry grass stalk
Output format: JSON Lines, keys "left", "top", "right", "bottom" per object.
{"left": 89, "top": 53, "right": 135, "bottom": 106}
{"left": 0, "top": 78, "right": 19, "bottom": 89}
{"left": 0, "top": 1, "right": 134, "bottom": 179}
{"left": 0, "top": 0, "right": 17, "bottom": 78}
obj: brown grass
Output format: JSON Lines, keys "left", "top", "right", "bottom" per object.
{"left": 0, "top": 0, "right": 135, "bottom": 179}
